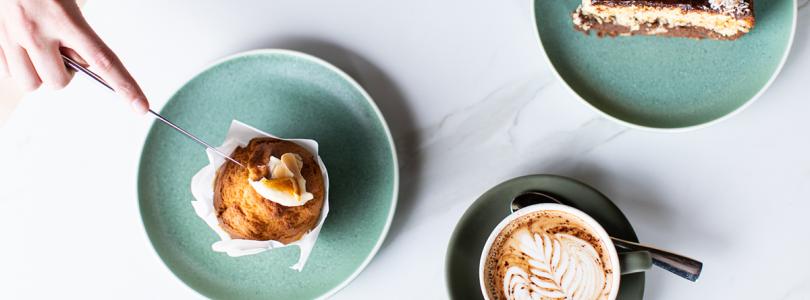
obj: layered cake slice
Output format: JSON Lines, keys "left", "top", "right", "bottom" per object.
{"left": 572, "top": 0, "right": 755, "bottom": 40}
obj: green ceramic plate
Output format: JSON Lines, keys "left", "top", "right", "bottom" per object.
{"left": 533, "top": 0, "right": 796, "bottom": 130}
{"left": 138, "top": 50, "right": 398, "bottom": 299}
{"left": 445, "top": 175, "right": 645, "bottom": 299}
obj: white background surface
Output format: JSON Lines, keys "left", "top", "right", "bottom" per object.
{"left": 1, "top": 1, "right": 809, "bottom": 299}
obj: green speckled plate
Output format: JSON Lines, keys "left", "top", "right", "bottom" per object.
{"left": 138, "top": 50, "right": 398, "bottom": 299}
{"left": 533, "top": 0, "right": 796, "bottom": 130}
{"left": 446, "top": 175, "right": 644, "bottom": 299}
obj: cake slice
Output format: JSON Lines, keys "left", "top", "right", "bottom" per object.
{"left": 572, "top": 0, "right": 755, "bottom": 40}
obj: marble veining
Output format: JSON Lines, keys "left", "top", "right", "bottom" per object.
{"left": 0, "top": 1, "right": 808, "bottom": 299}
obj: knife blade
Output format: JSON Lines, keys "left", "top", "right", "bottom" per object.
{"left": 62, "top": 54, "right": 244, "bottom": 168}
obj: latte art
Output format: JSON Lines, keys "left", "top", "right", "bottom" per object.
{"left": 502, "top": 230, "right": 606, "bottom": 300}
{"left": 483, "top": 210, "right": 615, "bottom": 300}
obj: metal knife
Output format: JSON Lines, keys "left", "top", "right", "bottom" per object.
{"left": 62, "top": 54, "right": 244, "bottom": 168}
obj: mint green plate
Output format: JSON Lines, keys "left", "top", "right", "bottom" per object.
{"left": 446, "top": 175, "right": 644, "bottom": 299}
{"left": 533, "top": 0, "right": 796, "bottom": 130}
{"left": 138, "top": 50, "right": 398, "bottom": 299}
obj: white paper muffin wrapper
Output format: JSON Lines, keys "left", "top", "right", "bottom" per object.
{"left": 190, "top": 120, "right": 329, "bottom": 271}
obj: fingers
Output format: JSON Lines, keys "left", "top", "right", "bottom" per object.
{"left": 0, "top": 46, "right": 9, "bottom": 77}
{"left": 1, "top": 8, "right": 67, "bottom": 91}
{"left": 1, "top": 23, "right": 40, "bottom": 89}
{"left": 27, "top": 40, "right": 71, "bottom": 89}
{"left": 60, "top": 47, "right": 86, "bottom": 66}
{"left": 63, "top": 26, "right": 149, "bottom": 114}
{"left": 3, "top": 44, "right": 41, "bottom": 91}
{"left": 0, "top": 0, "right": 149, "bottom": 114}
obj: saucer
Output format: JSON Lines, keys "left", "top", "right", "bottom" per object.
{"left": 138, "top": 50, "right": 398, "bottom": 299}
{"left": 532, "top": 0, "right": 796, "bottom": 130}
{"left": 445, "top": 174, "right": 644, "bottom": 299}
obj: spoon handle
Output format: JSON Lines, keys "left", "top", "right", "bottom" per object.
{"left": 611, "top": 237, "right": 703, "bottom": 282}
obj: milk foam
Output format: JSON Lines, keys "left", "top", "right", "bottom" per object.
{"left": 484, "top": 210, "right": 614, "bottom": 300}
{"left": 502, "top": 230, "right": 606, "bottom": 300}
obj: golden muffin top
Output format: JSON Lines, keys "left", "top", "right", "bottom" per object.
{"left": 214, "top": 137, "right": 324, "bottom": 243}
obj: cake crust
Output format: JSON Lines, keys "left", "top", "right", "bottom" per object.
{"left": 574, "top": 12, "right": 751, "bottom": 40}
{"left": 214, "top": 137, "right": 324, "bottom": 243}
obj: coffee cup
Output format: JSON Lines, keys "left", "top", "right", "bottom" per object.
{"left": 479, "top": 203, "right": 652, "bottom": 300}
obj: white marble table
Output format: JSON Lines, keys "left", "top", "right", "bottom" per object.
{"left": 1, "top": 1, "right": 809, "bottom": 299}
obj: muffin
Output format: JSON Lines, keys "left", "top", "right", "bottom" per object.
{"left": 214, "top": 137, "right": 325, "bottom": 243}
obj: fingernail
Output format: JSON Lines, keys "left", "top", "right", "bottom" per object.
{"left": 131, "top": 99, "right": 149, "bottom": 114}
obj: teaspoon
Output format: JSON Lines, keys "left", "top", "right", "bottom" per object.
{"left": 511, "top": 191, "right": 703, "bottom": 282}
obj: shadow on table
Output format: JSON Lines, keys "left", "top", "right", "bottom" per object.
{"left": 773, "top": 3, "right": 809, "bottom": 81}
{"left": 241, "top": 37, "right": 424, "bottom": 254}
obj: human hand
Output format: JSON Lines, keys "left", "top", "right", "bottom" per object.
{"left": 0, "top": 0, "right": 149, "bottom": 113}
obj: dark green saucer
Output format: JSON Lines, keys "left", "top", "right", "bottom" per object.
{"left": 445, "top": 174, "right": 644, "bottom": 299}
